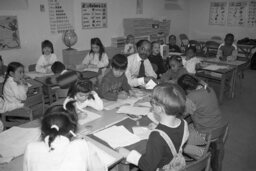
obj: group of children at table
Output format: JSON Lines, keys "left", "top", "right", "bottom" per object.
{"left": 0, "top": 32, "right": 234, "bottom": 171}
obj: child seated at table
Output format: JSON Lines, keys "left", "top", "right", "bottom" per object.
{"left": 177, "top": 74, "right": 226, "bottom": 157}
{"left": 36, "top": 40, "right": 58, "bottom": 73}
{"left": 98, "top": 54, "right": 135, "bottom": 101}
{"left": 23, "top": 105, "right": 106, "bottom": 171}
{"left": 0, "top": 62, "right": 30, "bottom": 113}
{"left": 118, "top": 83, "right": 189, "bottom": 171}
{"left": 160, "top": 55, "right": 187, "bottom": 83}
{"left": 168, "top": 35, "right": 181, "bottom": 53}
{"left": 63, "top": 79, "right": 103, "bottom": 119}
{"left": 148, "top": 41, "right": 166, "bottom": 78}
{"left": 183, "top": 46, "right": 201, "bottom": 74}
{"left": 217, "top": 33, "right": 238, "bottom": 61}
{"left": 47, "top": 61, "right": 81, "bottom": 89}
{"left": 124, "top": 35, "right": 136, "bottom": 55}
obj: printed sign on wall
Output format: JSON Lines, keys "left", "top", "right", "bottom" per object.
{"left": 81, "top": 3, "right": 107, "bottom": 29}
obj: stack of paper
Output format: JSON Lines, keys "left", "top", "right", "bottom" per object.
{"left": 83, "top": 67, "right": 99, "bottom": 72}
{"left": 116, "top": 106, "right": 151, "bottom": 116}
{"left": 0, "top": 127, "right": 41, "bottom": 163}
{"left": 78, "top": 110, "right": 102, "bottom": 125}
{"left": 203, "top": 64, "right": 228, "bottom": 71}
{"left": 103, "top": 97, "right": 139, "bottom": 110}
{"left": 94, "top": 125, "right": 141, "bottom": 149}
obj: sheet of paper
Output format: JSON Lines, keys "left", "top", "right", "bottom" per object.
{"left": 116, "top": 106, "right": 150, "bottom": 116}
{"left": 87, "top": 141, "right": 116, "bottom": 167}
{"left": 83, "top": 67, "right": 99, "bottom": 72}
{"left": 137, "top": 101, "right": 151, "bottom": 107}
{"left": 27, "top": 82, "right": 32, "bottom": 87}
{"left": 0, "top": 127, "right": 40, "bottom": 159}
{"left": 103, "top": 97, "right": 140, "bottom": 110}
{"left": 132, "top": 127, "right": 151, "bottom": 140}
{"left": 78, "top": 110, "right": 102, "bottom": 125}
{"left": 145, "top": 79, "right": 157, "bottom": 90}
{"left": 94, "top": 125, "right": 141, "bottom": 149}
{"left": 203, "top": 64, "right": 228, "bottom": 71}
{"left": 0, "top": 156, "right": 13, "bottom": 164}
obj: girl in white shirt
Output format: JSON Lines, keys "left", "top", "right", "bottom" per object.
{"left": 23, "top": 105, "right": 106, "bottom": 171}
{"left": 36, "top": 40, "right": 58, "bottom": 73}
{"left": 0, "top": 62, "right": 29, "bottom": 113}
{"left": 63, "top": 79, "right": 103, "bottom": 120}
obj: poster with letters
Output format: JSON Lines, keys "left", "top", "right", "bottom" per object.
{"left": 81, "top": 3, "right": 107, "bottom": 29}
{"left": 227, "top": 1, "right": 247, "bottom": 26}
{"left": 248, "top": 1, "right": 256, "bottom": 27}
{"left": 209, "top": 2, "right": 227, "bottom": 25}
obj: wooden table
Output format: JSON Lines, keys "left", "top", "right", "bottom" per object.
{"left": 196, "top": 62, "right": 236, "bottom": 103}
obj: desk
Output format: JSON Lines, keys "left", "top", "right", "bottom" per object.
{"left": 196, "top": 62, "right": 236, "bottom": 103}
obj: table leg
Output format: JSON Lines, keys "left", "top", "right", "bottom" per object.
{"left": 219, "top": 74, "right": 226, "bottom": 103}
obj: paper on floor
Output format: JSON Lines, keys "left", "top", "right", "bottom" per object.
{"left": 94, "top": 125, "right": 141, "bottom": 149}
{"left": 116, "top": 106, "right": 151, "bottom": 116}
{"left": 0, "top": 127, "right": 40, "bottom": 162}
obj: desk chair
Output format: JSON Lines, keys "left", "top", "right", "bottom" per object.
{"left": 211, "top": 36, "right": 222, "bottom": 41}
{"left": 189, "top": 40, "right": 204, "bottom": 56}
{"left": 185, "top": 152, "right": 211, "bottom": 171}
{"left": 55, "top": 88, "right": 69, "bottom": 100}
{"left": 28, "top": 64, "right": 36, "bottom": 72}
{"left": 205, "top": 41, "right": 220, "bottom": 58}
{"left": 1, "top": 107, "right": 33, "bottom": 129}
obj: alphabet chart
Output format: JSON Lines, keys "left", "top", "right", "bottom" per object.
{"left": 48, "top": 0, "right": 74, "bottom": 34}
{"left": 227, "top": 1, "right": 247, "bottom": 26}
{"left": 81, "top": 3, "right": 107, "bottom": 29}
{"left": 248, "top": 0, "right": 256, "bottom": 27}
{"left": 209, "top": 2, "right": 227, "bottom": 25}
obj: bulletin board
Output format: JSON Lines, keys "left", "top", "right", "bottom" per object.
{"left": 48, "top": 0, "right": 74, "bottom": 34}
{"left": 227, "top": 1, "right": 247, "bottom": 26}
{"left": 209, "top": 2, "right": 227, "bottom": 25}
{"left": 248, "top": 0, "right": 256, "bottom": 27}
{"left": 81, "top": 3, "right": 107, "bottom": 29}
{"left": 0, "top": 16, "right": 20, "bottom": 51}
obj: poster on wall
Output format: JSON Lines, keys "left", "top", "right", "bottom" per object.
{"left": 209, "top": 2, "right": 227, "bottom": 25}
{"left": 81, "top": 3, "right": 107, "bottom": 29}
{"left": 48, "top": 0, "right": 74, "bottom": 34}
{"left": 136, "top": 0, "right": 143, "bottom": 14}
{"left": 227, "top": 1, "right": 247, "bottom": 27}
{"left": 0, "top": 16, "right": 20, "bottom": 51}
{"left": 248, "top": 1, "right": 256, "bottom": 27}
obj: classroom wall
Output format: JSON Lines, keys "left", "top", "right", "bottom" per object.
{"left": 188, "top": 0, "right": 256, "bottom": 41}
{"left": 0, "top": 0, "right": 189, "bottom": 67}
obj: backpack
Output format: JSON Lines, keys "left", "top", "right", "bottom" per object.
{"left": 251, "top": 52, "right": 256, "bottom": 70}
{"left": 154, "top": 122, "right": 187, "bottom": 171}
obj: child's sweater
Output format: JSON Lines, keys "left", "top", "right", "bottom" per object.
{"left": 148, "top": 53, "right": 166, "bottom": 76}
{"left": 63, "top": 91, "right": 104, "bottom": 112}
{"left": 126, "top": 120, "right": 189, "bottom": 171}
{"left": 99, "top": 70, "right": 131, "bottom": 101}
{"left": 161, "top": 67, "right": 187, "bottom": 83}
{"left": 0, "top": 77, "right": 28, "bottom": 112}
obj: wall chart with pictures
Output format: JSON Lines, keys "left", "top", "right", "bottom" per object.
{"left": 0, "top": 16, "right": 20, "bottom": 51}
{"left": 209, "top": 2, "right": 227, "bottom": 25}
{"left": 248, "top": 0, "right": 256, "bottom": 27}
{"left": 81, "top": 3, "right": 107, "bottom": 29}
{"left": 227, "top": 1, "right": 247, "bottom": 26}
{"left": 48, "top": 0, "right": 74, "bottom": 34}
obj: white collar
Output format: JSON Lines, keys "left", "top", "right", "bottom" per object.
{"left": 44, "top": 135, "right": 70, "bottom": 150}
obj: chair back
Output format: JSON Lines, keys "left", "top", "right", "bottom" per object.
{"left": 211, "top": 36, "right": 222, "bottom": 41}
{"left": 185, "top": 152, "right": 211, "bottom": 171}
{"left": 205, "top": 41, "right": 220, "bottom": 57}
{"left": 55, "top": 88, "right": 69, "bottom": 100}
{"left": 210, "top": 123, "right": 229, "bottom": 143}
{"left": 28, "top": 64, "right": 36, "bottom": 72}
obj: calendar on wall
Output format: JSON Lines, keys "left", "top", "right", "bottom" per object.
{"left": 81, "top": 3, "right": 107, "bottom": 29}
{"left": 209, "top": 2, "right": 227, "bottom": 25}
{"left": 227, "top": 1, "right": 247, "bottom": 26}
{"left": 248, "top": 1, "right": 256, "bottom": 27}
{"left": 48, "top": 0, "right": 74, "bottom": 34}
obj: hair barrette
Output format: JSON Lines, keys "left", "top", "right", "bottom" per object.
{"left": 51, "top": 125, "right": 59, "bottom": 131}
